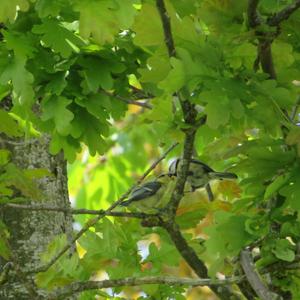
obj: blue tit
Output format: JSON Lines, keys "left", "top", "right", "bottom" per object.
{"left": 169, "top": 158, "right": 237, "bottom": 201}
{"left": 120, "top": 174, "right": 177, "bottom": 213}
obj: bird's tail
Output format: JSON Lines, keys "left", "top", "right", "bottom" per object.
{"left": 209, "top": 172, "right": 237, "bottom": 180}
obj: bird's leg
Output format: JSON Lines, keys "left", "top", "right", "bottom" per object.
{"left": 205, "top": 183, "right": 214, "bottom": 201}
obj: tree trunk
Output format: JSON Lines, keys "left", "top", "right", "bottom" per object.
{"left": 0, "top": 135, "right": 74, "bottom": 299}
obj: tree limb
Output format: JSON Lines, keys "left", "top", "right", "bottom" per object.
{"left": 240, "top": 249, "right": 279, "bottom": 300}
{"left": 268, "top": 0, "right": 300, "bottom": 26}
{"left": 3, "top": 203, "right": 153, "bottom": 219}
{"left": 155, "top": 0, "right": 199, "bottom": 216}
{"left": 162, "top": 221, "right": 209, "bottom": 278}
{"left": 248, "top": 0, "right": 300, "bottom": 80}
{"left": 48, "top": 275, "right": 245, "bottom": 300}
{"left": 258, "top": 40, "right": 277, "bottom": 79}
{"left": 248, "top": 0, "right": 261, "bottom": 27}
{"left": 154, "top": 2, "right": 241, "bottom": 299}
{"left": 155, "top": 0, "right": 176, "bottom": 57}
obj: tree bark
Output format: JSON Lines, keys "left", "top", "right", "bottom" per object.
{"left": 0, "top": 135, "right": 74, "bottom": 299}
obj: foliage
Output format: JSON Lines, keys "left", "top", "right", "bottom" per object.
{"left": 0, "top": 0, "right": 300, "bottom": 299}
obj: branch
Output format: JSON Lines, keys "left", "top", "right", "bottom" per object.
{"left": 101, "top": 90, "right": 152, "bottom": 109}
{"left": 258, "top": 41, "right": 277, "bottom": 79}
{"left": 4, "top": 203, "right": 153, "bottom": 219}
{"left": 48, "top": 275, "right": 244, "bottom": 300}
{"left": 240, "top": 249, "right": 279, "bottom": 300}
{"left": 161, "top": 220, "right": 242, "bottom": 300}
{"left": 154, "top": 2, "right": 240, "bottom": 299}
{"left": 155, "top": 0, "right": 199, "bottom": 215}
{"left": 247, "top": 0, "right": 277, "bottom": 79}
{"left": 268, "top": 0, "right": 300, "bottom": 26}
{"left": 155, "top": 0, "right": 176, "bottom": 57}
{"left": 26, "top": 142, "right": 178, "bottom": 274}
{"left": 248, "top": 0, "right": 261, "bottom": 27}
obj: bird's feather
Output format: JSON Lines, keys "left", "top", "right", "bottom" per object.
{"left": 121, "top": 181, "right": 162, "bottom": 205}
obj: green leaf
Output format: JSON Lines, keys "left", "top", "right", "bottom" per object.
{"left": 32, "top": 19, "right": 85, "bottom": 58}
{"left": 37, "top": 236, "right": 84, "bottom": 289}
{"left": 3, "top": 31, "right": 36, "bottom": 59}
{"left": 264, "top": 173, "right": 291, "bottom": 200}
{"left": 3, "top": 163, "right": 43, "bottom": 200}
{"left": 176, "top": 209, "right": 207, "bottom": 229}
{"left": 280, "top": 173, "right": 300, "bottom": 212}
{"left": 70, "top": 108, "right": 109, "bottom": 155}
{"left": 0, "top": 220, "right": 10, "bottom": 260}
{"left": 146, "top": 242, "right": 180, "bottom": 268}
{"left": 273, "top": 41, "right": 295, "bottom": 69}
{"left": 158, "top": 58, "right": 185, "bottom": 93}
{"left": 45, "top": 72, "right": 68, "bottom": 95}
{"left": 144, "top": 95, "right": 173, "bottom": 122}
{"left": 74, "top": 0, "right": 136, "bottom": 45}
{"left": 245, "top": 216, "right": 269, "bottom": 238}
{"left": 0, "top": 110, "right": 23, "bottom": 137}
{"left": 0, "top": 0, "right": 29, "bottom": 23}
{"left": 203, "top": 92, "right": 230, "bottom": 129}
{"left": 281, "top": 221, "right": 300, "bottom": 240}
{"left": 40, "top": 234, "right": 67, "bottom": 263}
{"left": 0, "top": 149, "right": 10, "bottom": 165}
{"left": 272, "top": 239, "right": 295, "bottom": 262}
{"left": 132, "top": 3, "right": 164, "bottom": 47}
{"left": 204, "top": 212, "right": 253, "bottom": 261}
{"left": 75, "top": 94, "right": 110, "bottom": 121}
{"left": 139, "top": 49, "right": 170, "bottom": 83}
{"left": 171, "top": 0, "right": 199, "bottom": 17}
{"left": 79, "top": 57, "right": 114, "bottom": 92}
{"left": 41, "top": 95, "right": 74, "bottom": 135}
{"left": 35, "top": 0, "right": 67, "bottom": 18}
{"left": 0, "top": 57, "right": 34, "bottom": 107}
{"left": 49, "top": 132, "right": 80, "bottom": 162}
{"left": 230, "top": 98, "right": 244, "bottom": 119}
{"left": 24, "top": 168, "right": 52, "bottom": 180}
{"left": 226, "top": 43, "right": 256, "bottom": 69}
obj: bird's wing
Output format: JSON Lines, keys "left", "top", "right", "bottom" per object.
{"left": 208, "top": 171, "right": 237, "bottom": 179}
{"left": 127, "top": 181, "right": 162, "bottom": 202}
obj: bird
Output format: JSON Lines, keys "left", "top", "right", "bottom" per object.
{"left": 168, "top": 158, "right": 237, "bottom": 201}
{"left": 120, "top": 174, "right": 177, "bottom": 213}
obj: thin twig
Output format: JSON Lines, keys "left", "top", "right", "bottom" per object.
{"left": 48, "top": 275, "right": 245, "bottom": 300}
{"left": 3, "top": 203, "right": 153, "bottom": 219}
{"left": 155, "top": 0, "right": 176, "bottom": 57}
{"left": 240, "top": 249, "right": 279, "bottom": 300}
{"left": 268, "top": 0, "right": 300, "bottom": 26}
{"left": 26, "top": 142, "right": 178, "bottom": 274}
{"left": 101, "top": 90, "right": 152, "bottom": 109}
